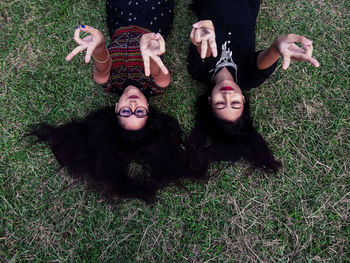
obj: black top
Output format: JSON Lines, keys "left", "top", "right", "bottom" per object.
{"left": 187, "top": 0, "right": 277, "bottom": 90}
{"left": 106, "top": 0, "right": 174, "bottom": 39}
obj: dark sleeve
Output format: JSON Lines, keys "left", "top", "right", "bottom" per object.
{"left": 241, "top": 50, "right": 278, "bottom": 91}
{"left": 186, "top": 44, "right": 215, "bottom": 85}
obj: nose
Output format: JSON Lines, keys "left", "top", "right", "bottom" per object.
{"left": 129, "top": 100, "right": 138, "bottom": 108}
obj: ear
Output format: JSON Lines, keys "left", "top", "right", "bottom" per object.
{"left": 208, "top": 96, "right": 212, "bottom": 104}
{"left": 115, "top": 103, "right": 118, "bottom": 113}
{"left": 242, "top": 95, "right": 246, "bottom": 103}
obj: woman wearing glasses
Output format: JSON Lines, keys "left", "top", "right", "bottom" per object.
{"left": 185, "top": 0, "right": 319, "bottom": 175}
{"left": 31, "top": 0, "right": 192, "bottom": 203}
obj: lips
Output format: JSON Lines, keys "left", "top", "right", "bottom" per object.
{"left": 220, "top": 86, "right": 234, "bottom": 91}
{"left": 128, "top": 95, "right": 139, "bottom": 99}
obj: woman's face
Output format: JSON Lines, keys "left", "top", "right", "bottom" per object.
{"left": 115, "top": 85, "right": 149, "bottom": 130}
{"left": 209, "top": 80, "right": 245, "bottom": 122}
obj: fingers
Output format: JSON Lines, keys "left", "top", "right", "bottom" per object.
{"left": 66, "top": 45, "right": 85, "bottom": 61}
{"left": 190, "top": 28, "right": 197, "bottom": 45}
{"left": 282, "top": 54, "right": 291, "bottom": 70}
{"left": 200, "top": 37, "right": 208, "bottom": 59}
{"left": 142, "top": 54, "right": 151, "bottom": 76}
{"left": 291, "top": 52, "right": 320, "bottom": 67}
{"left": 287, "top": 33, "right": 313, "bottom": 46}
{"left": 140, "top": 32, "right": 155, "bottom": 44}
{"left": 73, "top": 27, "right": 82, "bottom": 45}
{"left": 194, "top": 27, "right": 202, "bottom": 45}
{"left": 79, "top": 25, "right": 99, "bottom": 36}
{"left": 85, "top": 47, "right": 93, "bottom": 63}
{"left": 193, "top": 20, "right": 214, "bottom": 31}
{"left": 151, "top": 56, "right": 169, "bottom": 75}
{"left": 303, "top": 43, "right": 313, "bottom": 57}
{"left": 156, "top": 33, "right": 166, "bottom": 55}
{"left": 208, "top": 35, "right": 218, "bottom": 57}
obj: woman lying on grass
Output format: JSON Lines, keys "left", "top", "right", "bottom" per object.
{"left": 31, "top": 0, "right": 191, "bottom": 203}
{"left": 186, "top": 0, "right": 319, "bottom": 176}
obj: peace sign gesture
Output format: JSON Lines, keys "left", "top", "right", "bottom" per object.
{"left": 190, "top": 20, "right": 218, "bottom": 59}
{"left": 65, "top": 25, "right": 106, "bottom": 63}
{"left": 275, "top": 34, "right": 320, "bottom": 70}
{"left": 140, "top": 33, "right": 169, "bottom": 77}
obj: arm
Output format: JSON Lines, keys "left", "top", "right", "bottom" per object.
{"left": 140, "top": 33, "right": 170, "bottom": 88}
{"left": 190, "top": 20, "right": 218, "bottom": 59}
{"left": 66, "top": 25, "right": 111, "bottom": 85}
{"left": 257, "top": 34, "right": 320, "bottom": 70}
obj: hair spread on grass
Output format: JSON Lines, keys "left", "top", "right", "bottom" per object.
{"left": 186, "top": 92, "right": 282, "bottom": 177}
{"left": 29, "top": 106, "right": 193, "bottom": 203}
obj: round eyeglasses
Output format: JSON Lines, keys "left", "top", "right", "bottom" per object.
{"left": 116, "top": 106, "right": 149, "bottom": 118}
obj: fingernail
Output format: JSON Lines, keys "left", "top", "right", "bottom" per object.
{"left": 193, "top": 22, "right": 199, "bottom": 27}
{"left": 80, "top": 25, "right": 85, "bottom": 28}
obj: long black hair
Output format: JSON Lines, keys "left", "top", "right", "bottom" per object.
{"left": 186, "top": 91, "right": 282, "bottom": 178}
{"left": 30, "top": 106, "right": 191, "bottom": 203}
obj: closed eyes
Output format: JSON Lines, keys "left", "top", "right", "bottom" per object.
{"left": 214, "top": 101, "right": 241, "bottom": 110}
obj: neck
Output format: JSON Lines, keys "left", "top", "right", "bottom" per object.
{"left": 214, "top": 67, "right": 235, "bottom": 85}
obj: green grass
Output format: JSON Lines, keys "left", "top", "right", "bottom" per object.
{"left": 1, "top": 0, "right": 349, "bottom": 262}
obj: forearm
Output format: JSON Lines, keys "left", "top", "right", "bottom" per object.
{"left": 256, "top": 40, "right": 281, "bottom": 70}
{"left": 150, "top": 58, "right": 170, "bottom": 88}
{"left": 93, "top": 44, "right": 111, "bottom": 84}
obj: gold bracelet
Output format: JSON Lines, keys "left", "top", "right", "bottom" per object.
{"left": 92, "top": 51, "right": 110, "bottom": 63}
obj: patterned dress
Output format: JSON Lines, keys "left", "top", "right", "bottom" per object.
{"left": 103, "top": 0, "right": 175, "bottom": 96}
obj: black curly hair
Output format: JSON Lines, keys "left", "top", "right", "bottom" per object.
{"left": 30, "top": 106, "right": 192, "bottom": 203}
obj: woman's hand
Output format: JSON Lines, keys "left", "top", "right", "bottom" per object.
{"left": 140, "top": 33, "right": 168, "bottom": 77}
{"left": 275, "top": 34, "right": 320, "bottom": 70}
{"left": 190, "top": 20, "right": 218, "bottom": 59}
{"left": 66, "top": 25, "right": 106, "bottom": 63}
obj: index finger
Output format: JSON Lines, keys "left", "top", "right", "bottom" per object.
{"left": 151, "top": 56, "right": 169, "bottom": 75}
{"left": 208, "top": 36, "right": 217, "bottom": 57}
{"left": 142, "top": 54, "right": 151, "bottom": 76}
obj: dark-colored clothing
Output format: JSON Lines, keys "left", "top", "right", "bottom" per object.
{"left": 106, "top": 0, "right": 174, "bottom": 38}
{"left": 187, "top": 0, "right": 277, "bottom": 90}
{"left": 103, "top": 0, "right": 175, "bottom": 96}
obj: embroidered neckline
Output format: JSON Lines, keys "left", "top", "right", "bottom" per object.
{"left": 210, "top": 41, "right": 238, "bottom": 83}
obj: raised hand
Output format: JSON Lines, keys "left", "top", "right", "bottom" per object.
{"left": 140, "top": 33, "right": 168, "bottom": 77}
{"left": 66, "top": 25, "right": 105, "bottom": 63}
{"left": 190, "top": 20, "right": 218, "bottom": 59}
{"left": 275, "top": 34, "right": 320, "bottom": 70}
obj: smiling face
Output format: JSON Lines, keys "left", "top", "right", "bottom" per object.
{"left": 115, "top": 85, "right": 149, "bottom": 130}
{"left": 209, "top": 80, "right": 245, "bottom": 122}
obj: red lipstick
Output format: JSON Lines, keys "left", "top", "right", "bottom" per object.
{"left": 128, "top": 95, "right": 139, "bottom": 99}
{"left": 220, "top": 86, "right": 234, "bottom": 91}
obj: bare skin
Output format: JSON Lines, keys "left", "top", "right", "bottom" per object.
{"left": 190, "top": 20, "right": 320, "bottom": 122}
{"left": 210, "top": 67, "right": 245, "bottom": 122}
{"left": 115, "top": 85, "right": 149, "bottom": 131}
{"left": 66, "top": 25, "right": 170, "bottom": 87}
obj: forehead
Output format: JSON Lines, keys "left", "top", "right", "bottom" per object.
{"left": 118, "top": 115, "right": 148, "bottom": 130}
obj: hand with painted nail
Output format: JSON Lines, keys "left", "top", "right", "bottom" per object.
{"left": 190, "top": 20, "right": 218, "bottom": 59}
{"left": 66, "top": 25, "right": 105, "bottom": 63}
{"left": 140, "top": 32, "right": 168, "bottom": 77}
{"left": 275, "top": 34, "right": 320, "bottom": 70}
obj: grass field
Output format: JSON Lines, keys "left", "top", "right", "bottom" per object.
{"left": 1, "top": 0, "right": 349, "bottom": 262}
